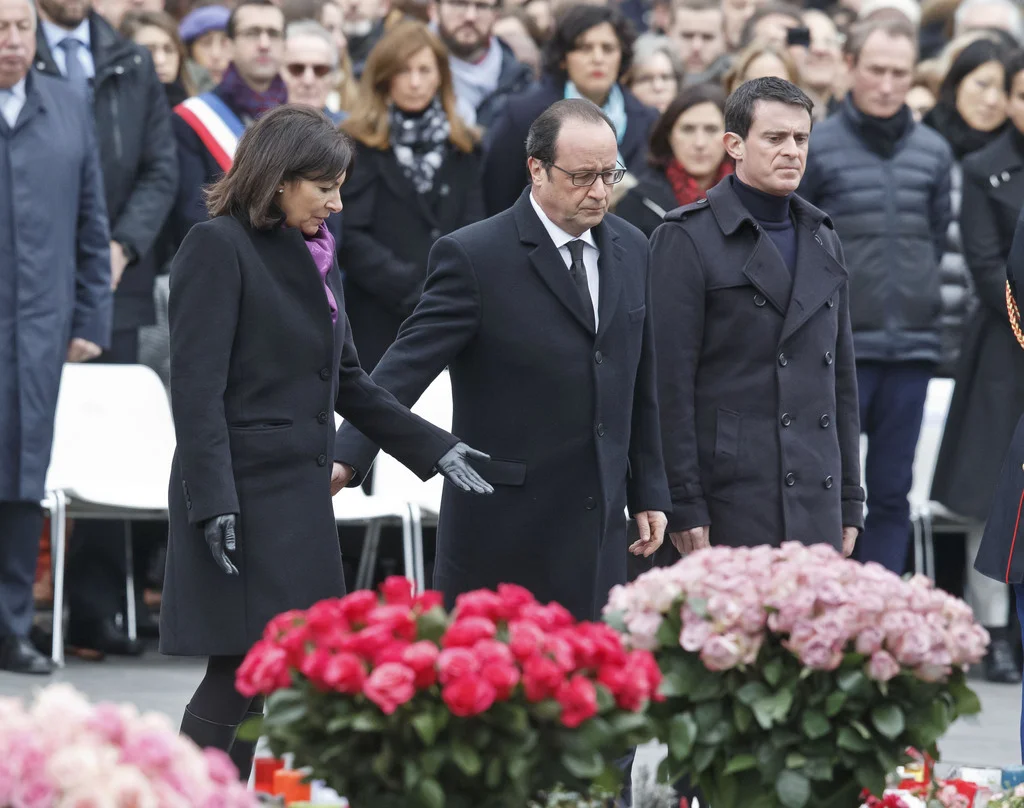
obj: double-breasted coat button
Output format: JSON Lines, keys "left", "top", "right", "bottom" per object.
{"left": 785, "top": 472, "right": 796, "bottom": 486}
{"left": 824, "top": 351, "right": 833, "bottom": 365}
{"left": 1003, "top": 171, "right": 1012, "bottom": 182}
{"left": 584, "top": 497, "right": 597, "bottom": 510}
{"left": 597, "top": 423, "right": 606, "bottom": 437}
{"left": 317, "top": 454, "right": 327, "bottom": 467}
{"left": 819, "top": 414, "right": 830, "bottom": 428}
{"left": 429, "top": 228, "right": 441, "bottom": 240}
{"left": 823, "top": 476, "right": 834, "bottom": 489}
{"left": 778, "top": 352, "right": 788, "bottom": 367}
{"left": 826, "top": 297, "right": 835, "bottom": 309}
{"left": 991, "top": 174, "right": 1001, "bottom": 187}
{"left": 320, "top": 367, "right": 331, "bottom": 380}
{"left": 780, "top": 413, "right": 792, "bottom": 427}
{"left": 754, "top": 293, "right": 766, "bottom": 307}
{"left": 317, "top": 411, "right": 328, "bottom": 424}
{"left": 595, "top": 350, "right": 604, "bottom": 364}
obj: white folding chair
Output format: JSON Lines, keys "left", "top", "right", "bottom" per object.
{"left": 42, "top": 364, "right": 176, "bottom": 666}
{"left": 332, "top": 485, "right": 417, "bottom": 590}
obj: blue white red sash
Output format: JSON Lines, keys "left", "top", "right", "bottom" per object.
{"left": 174, "top": 93, "right": 246, "bottom": 173}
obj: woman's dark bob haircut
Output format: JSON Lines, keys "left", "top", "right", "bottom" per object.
{"left": 647, "top": 83, "right": 728, "bottom": 169}
{"left": 206, "top": 105, "right": 353, "bottom": 229}
{"left": 937, "top": 36, "right": 1011, "bottom": 107}
{"left": 542, "top": 4, "right": 636, "bottom": 84}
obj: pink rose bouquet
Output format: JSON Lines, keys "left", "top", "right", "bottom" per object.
{"left": 604, "top": 543, "right": 987, "bottom": 808}
{"left": 0, "top": 683, "right": 255, "bottom": 808}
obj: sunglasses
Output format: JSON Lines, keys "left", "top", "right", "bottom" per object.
{"left": 286, "top": 62, "right": 332, "bottom": 78}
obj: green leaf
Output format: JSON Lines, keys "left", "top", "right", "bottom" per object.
{"left": 668, "top": 713, "right": 698, "bottom": 760}
{"left": 595, "top": 685, "right": 615, "bottom": 713}
{"left": 855, "top": 761, "right": 887, "bottom": 797}
{"left": 733, "top": 702, "right": 753, "bottom": 734}
{"left": 763, "top": 658, "right": 784, "bottom": 687}
{"left": 825, "top": 691, "right": 847, "bottom": 717}
{"left": 659, "top": 668, "right": 692, "bottom": 698}
{"left": 736, "top": 682, "right": 771, "bottom": 706}
{"left": 724, "top": 754, "right": 758, "bottom": 774}
{"left": 235, "top": 714, "right": 263, "bottom": 742}
{"left": 352, "top": 712, "right": 387, "bottom": 731}
{"left": 414, "top": 778, "right": 445, "bottom": 808}
{"left": 837, "top": 670, "right": 867, "bottom": 693}
{"left": 416, "top": 608, "right": 449, "bottom": 644}
{"left": 776, "top": 770, "right": 810, "bottom": 808}
{"left": 689, "top": 597, "right": 708, "bottom": 617}
{"left": 452, "top": 741, "right": 482, "bottom": 777}
{"left": 693, "top": 744, "right": 716, "bottom": 773}
{"left": 870, "top": 704, "right": 906, "bottom": 740}
{"left": 657, "top": 617, "right": 682, "bottom": 647}
{"left": 786, "top": 753, "right": 807, "bottom": 769}
{"left": 950, "top": 677, "right": 982, "bottom": 716}
{"left": 837, "top": 726, "right": 871, "bottom": 753}
{"left": 412, "top": 713, "right": 439, "bottom": 746}
{"left": 485, "top": 757, "right": 503, "bottom": 789}
{"left": 851, "top": 719, "right": 872, "bottom": 739}
{"left": 562, "top": 749, "right": 603, "bottom": 780}
{"left": 803, "top": 757, "right": 834, "bottom": 781}
{"left": 695, "top": 701, "right": 724, "bottom": 732}
{"left": 801, "top": 710, "right": 830, "bottom": 740}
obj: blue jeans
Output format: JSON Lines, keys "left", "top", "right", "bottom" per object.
{"left": 1016, "top": 583, "right": 1024, "bottom": 760}
{"left": 854, "top": 362, "right": 933, "bottom": 573}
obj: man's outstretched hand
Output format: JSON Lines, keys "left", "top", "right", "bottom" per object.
{"left": 437, "top": 443, "right": 494, "bottom": 494}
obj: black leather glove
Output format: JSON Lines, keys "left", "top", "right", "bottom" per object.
{"left": 203, "top": 513, "right": 240, "bottom": 575}
{"left": 436, "top": 443, "right": 494, "bottom": 494}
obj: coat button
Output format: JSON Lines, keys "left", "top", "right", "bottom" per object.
{"left": 819, "top": 414, "right": 830, "bottom": 428}
{"left": 780, "top": 413, "right": 792, "bottom": 427}
{"left": 823, "top": 475, "right": 834, "bottom": 489}
{"left": 826, "top": 297, "right": 834, "bottom": 309}
{"left": 595, "top": 350, "right": 604, "bottom": 364}
{"left": 785, "top": 472, "right": 796, "bottom": 486}
{"left": 320, "top": 368, "right": 331, "bottom": 380}
{"left": 584, "top": 496, "right": 597, "bottom": 510}
{"left": 596, "top": 423, "right": 606, "bottom": 437}
{"left": 778, "top": 352, "right": 788, "bottom": 367}
{"left": 429, "top": 228, "right": 441, "bottom": 240}
{"left": 754, "top": 293, "right": 766, "bottom": 307}
{"left": 823, "top": 351, "right": 833, "bottom": 366}
{"left": 317, "top": 454, "right": 327, "bottom": 466}
{"left": 318, "top": 411, "right": 328, "bottom": 424}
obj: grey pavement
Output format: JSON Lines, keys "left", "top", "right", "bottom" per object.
{"left": 0, "top": 654, "right": 1019, "bottom": 775}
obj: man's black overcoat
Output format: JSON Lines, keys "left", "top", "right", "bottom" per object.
{"left": 334, "top": 190, "right": 672, "bottom": 619}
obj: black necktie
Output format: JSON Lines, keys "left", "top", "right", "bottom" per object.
{"left": 566, "top": 239, "right": 595, "bottom": 332}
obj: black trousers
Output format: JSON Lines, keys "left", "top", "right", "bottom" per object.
{"left": 0, "top": 501, "right": 45, "bottom": 637}
{"left": 66, "top": 330, "right": 156, "bottom": 626}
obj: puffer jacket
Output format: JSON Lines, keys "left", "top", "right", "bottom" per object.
{"left": 935, "top": 161, "right": 976, "bottom": 377}
{"left": 799, "top": 97, "right": 954, "bottom": 365}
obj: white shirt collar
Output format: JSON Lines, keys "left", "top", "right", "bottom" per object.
{"left": 529, "top": 191, "right": 598, "bottom": 252}
{"left": 4, "top": 77, "right": 26, "bottom": 102}
{"left": 43, "top": 18, "right": 91, "bottom": 52}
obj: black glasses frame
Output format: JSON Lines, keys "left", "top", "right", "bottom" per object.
{"left": 549, "top": 163, "right": 627, "bottom": 186}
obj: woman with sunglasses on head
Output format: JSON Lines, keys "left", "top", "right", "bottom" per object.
{"left": 339, "top": 20, "right": 485, "bottom": 371}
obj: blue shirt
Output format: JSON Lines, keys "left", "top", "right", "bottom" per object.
{"left": 42, "top": 18, "right": 95, "bottom": 79}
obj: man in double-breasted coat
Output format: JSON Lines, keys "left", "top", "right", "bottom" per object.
{"left": 335, "top": 99, "right": 671, "bottom": 621}
{"left": 0, "top": 0, "right": 112, "bottom": 674}
{"left": 651, "top": 77, "right": 864, "bottom": 557}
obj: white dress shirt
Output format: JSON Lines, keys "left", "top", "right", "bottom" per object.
{"left": 42, "top": 18, "right": 95, "bottom": 79}
{"left": 529, "top": 191, "right": 600, "bottom": 327}
{"left": 0, "top": 78, "right": 26, "bottom": 128}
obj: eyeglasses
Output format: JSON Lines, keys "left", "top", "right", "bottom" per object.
{"left": 550, "top": 163, "right": 626, "bottom": 186}
{"left": 633, "top": 72, "right": 677, "bottom": 86}
{"left": 235, "top": 26, "right": 283, "bottom": 41}
{"left": 286, "top": 62, "right": 333, "bottom": 78}
{"left": 442, "top": 0, "right": 499, "bottom": 12}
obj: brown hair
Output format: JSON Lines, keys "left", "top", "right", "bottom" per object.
{"left": 120, "top": 10, "right": 196, "bottom": 95}
{"left": 843, "top": 17, "right": 919, "bottom": 64}
{"left": 648, "top": 83, "right": 728, "bottom": 169}
{"left": 343, "top": 20, "right": 477, "bottom": 152}
{"left": 724, "top": 42, "right": 799, "bottom": 93}
{"left": 206, "top": 105, "right": 354, "bottom": 228}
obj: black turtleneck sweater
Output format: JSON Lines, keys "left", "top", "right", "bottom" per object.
{"left": 730, "top": 175, "right": 797, "bottom": 275}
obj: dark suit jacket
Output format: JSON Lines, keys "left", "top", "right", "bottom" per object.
{"left": 339, "top": 141, "right": 485, "bottom": 371}
{"left": 161, "top": 215, "right": 457, "bottom": 656}
{"left": 481, "top": 77, "right": 659, "bottom": 216}
{"left": 650, "top": 177, "right": 864, "bottom": 549}
{"left": 334, "top": 190, "right": 671, "bottom": 620}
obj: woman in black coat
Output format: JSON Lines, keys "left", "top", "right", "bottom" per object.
{"left": 339, "top": 21, "right": 485, "bottom": 371}
{"left": 931, "top": 49, "right": 1024, "bottom": 684}
{"left": 164, "top": 106, "right": 491, "bottom": 779}
{"left": 481, "top": 4, "right": 658, "bottom": 217}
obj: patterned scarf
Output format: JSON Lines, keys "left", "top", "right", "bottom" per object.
{"left": 216, "top": 63, "right": 288, "bottom": 122}
{"left": 303, "top": 222, "right": 338, "bottom": 324}
{"left": 388, "top": 97, "right": 450, "bottom": 194}
{"left": 665, "top": 158, "right": 733, "bottom": 207}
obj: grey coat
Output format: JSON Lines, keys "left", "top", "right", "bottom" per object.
{"left": 0, "top": 70, "right": 112, "bottom": 503}
{"left": 650, "top": 178, "right": 864, "bottom": 547}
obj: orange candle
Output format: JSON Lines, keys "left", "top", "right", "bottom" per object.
{"left": 273, "top": 769, "right": 312, "bottom": 804}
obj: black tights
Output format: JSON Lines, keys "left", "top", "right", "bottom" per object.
{"left": 182, "top": 655, "right": 265, "bottom": 781}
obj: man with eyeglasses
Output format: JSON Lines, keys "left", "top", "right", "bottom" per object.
{"left": 334, "top": 98, "right": 670, "bottom": 624}
{"left": 433, "top": 0, "right": 531, "bottom": 128}
{"left": 173, "top": 0, "right": 287, "bottom": 234}
{"left": 282, "top": 20, "right": 345, "bottom": 124}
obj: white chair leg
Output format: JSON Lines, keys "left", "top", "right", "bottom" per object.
{"left": 410, "top": 506, "right": 425, "bottom": 593}
{"left": 355, "top": 521, "right": 383, "bottom": 590}
{"left": 401, "top": 507, "right": 415, "bottom": 588}
{"left": 124, "top": 521, "right": 137, "bottom": 642}
{"left": 50, "top": 491, "right": 67, "bottom": 668}
{"left": 912, "top": 515, "right": 925, "bottom": 577}
{"left": 923, "top": 511, "right": 937, "bottom": 581}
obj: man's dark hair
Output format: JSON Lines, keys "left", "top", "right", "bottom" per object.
{"left": 648, "top": 83, "right": 728, "bottom": 169}
{"left": 526, "top": 99, "right": 617, "bottom": 166}
{"left": 739, "top": 3, "right": 803, "bottom": 49}
{"left": 206, "top": 105, "right": 353, "bottom": 229}
{"left": 542, "top": 5, "right": 637, "bottom": 82}
{"left": 226, "top": 0, "right": 283, "bottom": 39}
{"left": 843, "top": 18, "right": 917, "bottom": 64}
{"left": 724, "top": 76, "right": 813, "bottom": 139}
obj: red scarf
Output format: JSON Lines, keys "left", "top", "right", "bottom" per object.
{"left": 664, "top": 159, "right": 733, "bottom": 207}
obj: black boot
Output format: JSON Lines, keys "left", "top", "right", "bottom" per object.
{"left": 229, "top": 708, "right": 264, "bottom": 782}
{"left": 179, "top": 705, "right": 238, "bottom": 753}
{"left": 984, "top": 627, "right": 1022, "bottom": 684}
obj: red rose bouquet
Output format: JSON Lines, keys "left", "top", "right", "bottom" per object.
{"left": 236, "top": 578, "right": 661, "bottom": 808}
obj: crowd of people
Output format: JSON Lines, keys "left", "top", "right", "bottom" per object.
{"left": 3, "top": 0, "right": 1024, "bottom": 713}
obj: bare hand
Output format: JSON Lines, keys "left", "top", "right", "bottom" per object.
{"left": 842, "top": 526, "right": 858, "bottom": 557}
{"left": 629, "top": 510, "right": 667, "bottom": 557}
{"left": 669, "top": 525, "right": 710, "bottom": 555}
{"left": 331, "top": 462, "right": 354, "bottom": 495}
{"left": 67, "top": 338, "right": 102, "bottom": 363}
{"left": 110, "top": 241, "right": 129, "bottom": 290}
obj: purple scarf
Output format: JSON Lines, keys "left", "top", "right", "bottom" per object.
{"left": 304, "top": 222, "right": 338, "bottom": 324}
{"left": 215, "top": 63, "right": 288, "bottom": 121}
